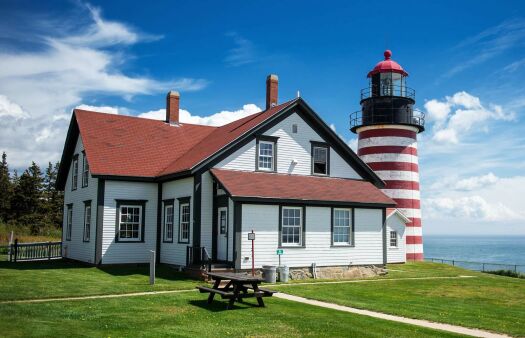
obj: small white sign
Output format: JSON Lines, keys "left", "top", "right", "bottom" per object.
{"left": 248, "top": 232, "right": 255, "bottom": 240}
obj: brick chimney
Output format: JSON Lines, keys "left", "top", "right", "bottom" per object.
{"left": 266, "top": 74, "right": 278, "bottom": 109}
{"left": 166, "top": 91, "right": 180, "bottom": 124}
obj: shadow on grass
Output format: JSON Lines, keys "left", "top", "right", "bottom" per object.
{"left": 0, "top": 259, "right": 201, "bottom": 282}
{"left": 0, "top": 259, "right": 88, "bottom": 270}
{"left": 98, "top": 264, "right": 200, "bottom": 282}
{"left": 189, "top": 299, "right": 261, "bottom": 312}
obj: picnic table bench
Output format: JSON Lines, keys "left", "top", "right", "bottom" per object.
{"left": 197, "top": 272, "right": 276, "bottom": 309}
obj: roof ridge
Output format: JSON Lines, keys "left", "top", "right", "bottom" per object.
{"left": 74, "top": 109, "right": 218, "bottom": 129}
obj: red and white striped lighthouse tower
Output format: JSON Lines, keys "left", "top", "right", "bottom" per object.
{"left": 350, "top": 50, "right": 425, "bottom": 260}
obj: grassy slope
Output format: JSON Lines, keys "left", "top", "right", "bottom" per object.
{"left": 0, "top": 260, "right": 201, "bottom": 301}
{"left": 0, "top": 292, "right": 462, "bottom": 338}
{"left": 274, "top": 262, "right": 525, "bottom": 336}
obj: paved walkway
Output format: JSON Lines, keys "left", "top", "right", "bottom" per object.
{"left": 1, "top": 289, "right": 197, "bottom": 304}
{"left": 2, "top": 275, "right": 476, "bottom": 304}
{"left": 268, "top": 275, "right": 476, "bottom": 287}
{"left": 275, "top": 293, "right": 510, "bottom": 338}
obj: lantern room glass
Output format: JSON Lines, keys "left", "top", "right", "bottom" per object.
{"left": 379, "top": 72, "right": 405, "bottom": 97}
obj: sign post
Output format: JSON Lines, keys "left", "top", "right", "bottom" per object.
{"left": 149, "top": 250, "right": 156, "bottom": 285}
{"left": 276, "top": 249, "right": 284, "bottom": 267}
{"left": 248, "top": 230, "right": 256, "bottom": 276}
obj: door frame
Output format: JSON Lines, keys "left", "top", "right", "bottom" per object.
{"left": 216, "top": 206, "right": 228, "bottom": 262}
{"left": 212, "top": 190, "right": 230, "bottom": 263}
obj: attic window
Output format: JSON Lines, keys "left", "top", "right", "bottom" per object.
{"left": 311, "top": 142, "right": 329, "bottom": 175}
{"left": 256, "top": 136, "right": 278, "bottom": 172}
{"left": 292, "top": 124, "right": 298, "bottom": 133}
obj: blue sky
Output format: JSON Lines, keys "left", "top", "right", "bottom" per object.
{"left": 1, "top": 0, "right": 524, "bottom": 235}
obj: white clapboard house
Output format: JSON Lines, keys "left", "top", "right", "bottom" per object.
{"left": 56, "top": 75, "right": 409, "bottom": 269}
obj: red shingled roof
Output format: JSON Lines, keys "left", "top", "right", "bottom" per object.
{"left": 76, "top": 110, "right": 216, "bottom": 178}
{"left": 210, "top": 168, "right": 395, "bottom": 205}
{"left": 75, "top": 99, "right": 297, "bottom": 179}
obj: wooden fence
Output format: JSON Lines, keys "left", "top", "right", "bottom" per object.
{"left": 9, "top": 239, "right": 62, "bottom": 262}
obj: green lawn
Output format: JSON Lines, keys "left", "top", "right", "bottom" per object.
{"left": 0, "top": 291, "right": 462, "bottom": 337}
{"left": 0, "top": 260, "right": 200, "bottom": 301}
{"left": 274, "top": 262, "right": 525, "bottom": 337}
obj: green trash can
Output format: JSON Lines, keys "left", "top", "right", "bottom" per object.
{"left": 278, "top": 266, "right": 289, "bottom": 282}
{"left": 262, "top": 265, "right": 277, "bottom": 283}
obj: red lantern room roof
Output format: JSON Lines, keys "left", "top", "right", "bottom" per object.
{"left": 367, "top": 50, "right": 408, "bottom": 78}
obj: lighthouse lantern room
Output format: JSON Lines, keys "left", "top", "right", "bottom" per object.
{"left": 351, "top": 50, "right": 425, "bottom": 261}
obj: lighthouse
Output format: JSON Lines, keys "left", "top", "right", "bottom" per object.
{"left": 350, "top": 50, "right": 425, "bottom": 260}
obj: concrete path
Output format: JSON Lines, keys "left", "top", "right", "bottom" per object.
{"left": 269, "top": 275, "right": 476, "bottom": 287}
{"left": 275, "top": 293, "right": 510, "bottom": 338}
{"left": 0, "top": 289, "right": 197, "bottom": 304}
{"left": 2, "top": 275, "right": 476, "bottom": 304}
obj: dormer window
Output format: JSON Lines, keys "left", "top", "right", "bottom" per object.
{"left": 311, "top": 142, "right": 329, "bottom": 175}
{"left": 256, "top": 136, "right": 278, "bottom": 172}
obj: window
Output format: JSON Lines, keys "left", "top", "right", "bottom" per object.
{"left": 71, "top": 155, "right": 78, "bottom": 190}
{"left": 179, "top": 201, "right": 190, "bottom": 243}
{"left": 219, "top": 209, "right": 227, "bottom": 235}
{"left": 390, "top": 231, "right": 398, "bottom": 247}
{"left": 118, "top": 205, "right": 142, "bottom": 241}
{"left": 81, "top": 152, "right": 89, "bottom": 188}
{"left": 83, "top": 202, "right": 91, "bottom": 242}
{"left": 257, "top": 140, "right": 275, "bottom": 171}
{"left": 292, "top": 124, "right": 298, "bottom": 133}
{"left": 312, "top": 143, "right": 329, "bottom": 175}
{"left": 163, "top": 202, "right": 174, "bottom": 242}
{"left": 66, "top": 204, "right": 73, "bottom": 241}
{"left": 333, "top": 208, "right": 352, "bottom": 245}
{"left": 281, "top": 207, "right": 303, "bottom": 246}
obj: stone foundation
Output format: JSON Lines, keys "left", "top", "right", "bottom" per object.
{"left": 289, "top": 265, "right": 387, "bottom": 280}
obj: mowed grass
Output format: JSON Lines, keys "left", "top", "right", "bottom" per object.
{"left": 274, "top": 262, "right": 525, "bottom": 336}
{"left": 0, "top": 260, "right": 201, "bottom": 301}
{"left": 0, "top": 292, "right": 463, "bottom": 338}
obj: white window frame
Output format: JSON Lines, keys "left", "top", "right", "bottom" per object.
{"left": 281, "top": 206, "right": 302, "bottom": 247}
{"left": 83, "top": 203, "right": 91, "bottom": 242}
{"left": 333, "top": 208, "right": 352, "bottom": 245}
{"left": 118, "top": 205, "right": 143, "bottom": 242}
{"left": 66, "top": 205, "right": 72, "bottom": 241}
{"left": 257, "top": 140, "right": 275, "bottom": 171}
{"left": 390, "top": 231, "right": 398, "bottom": 247}
{"left": 179, "top": 202, "right": 190, "bottom": 243}
{"left": 312, "top": 145, "right": 329, "bottom": 175}
{"left": 81, "top": 152, "right": 89, "bottom": 188}
{"left": 164, "top": 204, "right": 174, "bottom": 242}
{"left": 72, "top": 156, "right": 78, "bottom": 191}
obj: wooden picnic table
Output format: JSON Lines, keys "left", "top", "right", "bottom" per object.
{"left": 197, "top": 272, "right": 276, "bottom": 309}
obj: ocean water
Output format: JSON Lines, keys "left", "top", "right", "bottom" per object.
{"left": 424, "top": 235, "right": 525, "bottom": 272}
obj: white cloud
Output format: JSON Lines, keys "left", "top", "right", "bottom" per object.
{"left": 424, "top": 91, "right": 515, "bottom": 144}
{"left": 139, "top": 104, "right": 262, "bottom": 126}
{"left": 424, "top": 195, "right": 524, "bottom": 222}
{"left": 445, "top": 19, "right": 525, "bottom": 77}
{"left": 454, "top": 172, "right": 499, "bottom": 191}
{"left": 0, "top": 95, "right": 30, "bottom": 119}
{"left": 75, "top": 104, "right": 121, "bottom": 115}
{"left": 0, "top": 4, "right": 208, "bottom": 169}
{"left": 224, "top": 32, "right": 257, "bottom": 67}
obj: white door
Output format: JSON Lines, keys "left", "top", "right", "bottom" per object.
{"left": 217, "top": 207, "right": 228, "bottom": 261}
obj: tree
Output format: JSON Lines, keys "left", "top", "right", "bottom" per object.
{"left": 42, "top": 162, "right": 63, "bottom": 227}
{"left": 0, "top": 152, "right": 11, "bottom": 222}
{"left": 11, "top": 162, "right": 43, "bottom": 218}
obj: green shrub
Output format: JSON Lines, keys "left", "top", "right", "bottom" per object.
{"left": 485, "top": 270, "right": 525, "bottom": 279}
